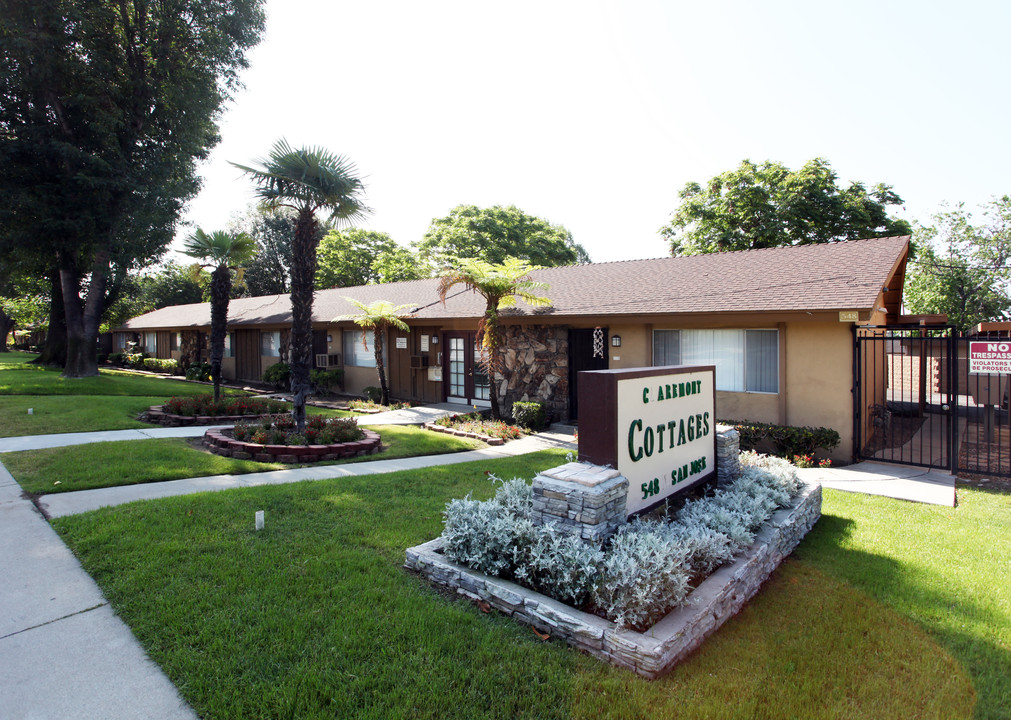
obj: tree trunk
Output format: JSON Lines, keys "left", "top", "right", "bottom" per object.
{"left": 60, "top": 249, "right": 109, "bottom": 378}
{"left": 0, "top": 307, "right": 13, "bottom": 352}
{"left": 209, "top": 265, "right": 231, "bottom": 403}
{"left": 31, "top": 268, "right": 67, "bottom": 367}
{"left": 482, "top": 302, "right": 503, "bottom": 420}
{"left": 289, "top": 207, "right": 320, "bottom": 431}
{"left": 374, "top": 328, "right": 389, "bottom": 406}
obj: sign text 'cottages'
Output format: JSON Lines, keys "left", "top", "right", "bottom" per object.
{"left": 578, "top": 366, "right": 717, "bottom": 516}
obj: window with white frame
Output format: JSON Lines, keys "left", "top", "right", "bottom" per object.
{"left": 144, "top": 332, "right": 157, "bottom": 354}
{"left": 224, "top": 332, "right": 234, "bottom": 358}
{"left": 260, "top": 330, "right": 281, "bottom": 357}
{"left": 343, "top": 329, "right": 376, "bottom": 367}
{"left": 652, "top": 329, "right": 779, "bottom": 393}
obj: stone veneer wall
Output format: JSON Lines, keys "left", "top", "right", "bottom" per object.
{"left": 715, "top": 424, "right": 740, "bottom": 488}
{"left": 495, "top": 325, "right": 570, "bottom": 422}
{"left": 405, "top": 480, "right": 822, "bottom": 679}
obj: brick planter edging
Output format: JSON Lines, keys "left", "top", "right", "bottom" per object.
{"left": 148, "top": 405, "right": 282, "bottom": 427}
{"left": 203, "top": 428, "right": 381, "bottom": 463}
{"left": 405, "top": 481, "right": 822, "bottom": 679}
{"left": 423, "top": 422, "right": 506, "bottom": 446}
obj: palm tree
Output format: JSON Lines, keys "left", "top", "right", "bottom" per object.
{"left": 438, "top": 257, "right": 551, "bottom": 420}
{"left": 182, "top": 229, "right": 256, "bottom": 402}
{"left": 232, "top": 140, "right": 367, "bottom": 430}
{"left": 337, "top": 299, "right": 416, "bottom": 406}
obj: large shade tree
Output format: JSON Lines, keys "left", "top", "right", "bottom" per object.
{"left": 0, "top": 0, "right": 265, "bottom": 377}
{"left": 337, "top": 299, "right": 416, "bottom": 406}
{"left": 317, "top": 229, "right": 428, "bottom": 288}
{"left": 182, "top": 229, "right": 256, "bottom": 401}
{"left": 661, "top": 158, "right": 912, "bottom": 256}
{"left": 233, "top": 140, "right": 367, "bottom": 430}
{"left": 416, "top": 205, "right": 589, "bottom": 269}
{"left": 438, "top": 257, "right": 551, "bottom": 420}
{"left": 904, "top": 198, "right": 1011, "bottom": 332}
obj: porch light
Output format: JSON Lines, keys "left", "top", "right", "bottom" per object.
{"left": 611, "top": 335, "right": 621, "bottom": 347}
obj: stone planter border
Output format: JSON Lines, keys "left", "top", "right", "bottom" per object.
{"left": 147, "top": 405, "right": 283, "bottom": 427}
{"left": 423, "top": 421, "right": 506, "bottom": 446}
{"left": 405, "top": 481, "right": 821, "bottom": 679}
{"left": 203, "top": 428, "right": 381, "bottom": 463}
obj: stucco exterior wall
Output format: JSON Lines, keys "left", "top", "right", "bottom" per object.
{"left": 784, "top": 321, "right": 854, "bottom": 461}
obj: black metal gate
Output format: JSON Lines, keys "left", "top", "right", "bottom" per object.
{"left": 854, "top": 326, "right": 1011, "bottom": 478}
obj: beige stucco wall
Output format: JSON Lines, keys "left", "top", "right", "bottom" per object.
{"left": 783, "top": 321, "right": 854, "bottom": 462}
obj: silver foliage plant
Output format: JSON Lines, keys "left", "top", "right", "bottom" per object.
{"left": 441, "top": 453, "right": 804, "bottom": 629}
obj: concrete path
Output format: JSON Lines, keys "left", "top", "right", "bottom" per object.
{"left": 796, "top": 461, "right": 956, "bottom": 506}
{"left": 40, "top": 427, "right": 577, "bottom": 518}
{"left": 0, "top": 463, "right": 197, "bottom": 719}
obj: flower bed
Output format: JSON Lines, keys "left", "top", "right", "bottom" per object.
{"left": 406, "top": 478, "right": 821, "bottom": 679}
{"left": 148, "top": 395, "right": 290, "bottom": 426}
{"left": 427, "top": 412, "right": 524, "bottom": 444}
{"left": 203, "top": 414, "right": 379, "bottom": 463}
{"left": 346, "top": 399, "right": 413, "bottom": 413}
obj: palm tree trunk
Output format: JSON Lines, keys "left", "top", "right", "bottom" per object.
{"left": 374, "top": 328, "right": 389, "bottom": 406}
{"left": 289, "top": 208, "right": 320, "bottom": 431}
{"left": 209, "top": 266, "right": 231, "bottom": 403}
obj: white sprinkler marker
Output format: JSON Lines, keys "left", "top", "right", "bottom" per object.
{"left": 255, "top": 510, "right": 264, "bottom": 531}
{"left": 27, "top": 408, "right": 33, "bottom": 415}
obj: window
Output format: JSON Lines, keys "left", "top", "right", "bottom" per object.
{"left": 170, "top": 333, "right": 180, "bottom": 351}
{"left": 343, "top": 329, "right": 376, "bottom": 367}
{"left": 260, "top": 331, "right": 281, "bottom": 357}
{"left": 652, "top": 329, "right": 779, "bottom": 393}
{"left": 144, "top": 332, "right": 157, "bottom": 354}
{"left": 224, "top": 332, "right": 234, "bottom": 358}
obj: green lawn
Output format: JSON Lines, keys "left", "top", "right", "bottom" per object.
{"left": 0, "top": 353, "right": 353, "bottom": 436}
{"left": 51, "top": 450, "right": 1006, "bottom": 719}
{"left": 5, "top": 425, "right": 482, "bottom": 494}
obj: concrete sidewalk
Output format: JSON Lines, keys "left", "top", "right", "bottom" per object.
{"left": 0, "top": 463, "right": 197, "bottom": 719}
{"left": 39, "top": 428, "right": 577, "bottom": 519}
{"left": 796, "top": 461, "right": 956, "bottom": 506}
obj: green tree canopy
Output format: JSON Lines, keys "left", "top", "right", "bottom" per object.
{"left": 316, "top": 229, "right": 428, "bottom": 288}
{"left": 0, "top": 0, "right": 265, "bottom": 376}
{"left": 103, "top": 261, "right": 208, "bottom": 331}
{"left": 415, "top": 205, "right": 589, "bottom": 268}
{"left": 904, "top": 198, "right": 1011, "bottom": 332}
{"left": 660, "top": 158, "right": 912, "bottom": 256}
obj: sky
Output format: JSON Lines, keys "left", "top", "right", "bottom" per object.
{"left": 177, "top": 0, "right": 1011, "bottom": 264}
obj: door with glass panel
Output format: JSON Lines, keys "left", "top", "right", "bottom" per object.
{"left": 444, "top": 332, "right": 491, "bottom": 407}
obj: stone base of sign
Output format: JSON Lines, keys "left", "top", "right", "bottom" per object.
{"left": 405, "top": 481, "right": 821, "bottom": 679}
{"left": 530, "top": 463, "right": 629, "bottom": 544}
{"left": 716, "top": 425, "right": 740, "bottom": 488}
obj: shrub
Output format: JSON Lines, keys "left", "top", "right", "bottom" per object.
{"left": 185, "top": 363, "right": 212, "bottom": 382}
{"left": 262, "top": 362, "right": 290, "bottom": 389}
{"left": 440, "top": 453, "right": 806, "bottom": 630}
{"left": 126, "top": 352, "right": 147, "bottom": 369}
{"left": 163, "top": 395, "right": 289, "bottom": 417}
{"left": 511, "top": 401, "right": 546, "bottom": 431}
{"left": 142, "top": 358, "right": 179, "bottom": 374}
{"left": 310, "top": 367, "right": 343, "bottom": 394}
{"left": 232, "top": 414, "right": 363, "bottom": 446}
{"left": 107, "top": 352, "right": 126, "bottom": 366}
{"left": 434, "top": 412, "right": 524, "bottom": 440}
{"left": 723, "top": 419, "right": 840, "bottom": 459}
{"left": 97, "top": 353, "right": 108, "bottom": 365}
{"left": 363, "top": 386, "right": 382, "bottom": 403}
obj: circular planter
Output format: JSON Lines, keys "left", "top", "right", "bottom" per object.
{"left": 202, "top": 428, "right": 381, "bottom": 463}
{"left": 147, "top": 405, "right": 283, "bottom": 427}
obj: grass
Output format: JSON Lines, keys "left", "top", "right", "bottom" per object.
{"left": 0, "top": 352, "right": 351, "bottom": 436}
{"left": 50, "top": 450, "right": 1005, "bottom": 719}
{"left": 5, "top": 425, "right": 482, "bottom": 494}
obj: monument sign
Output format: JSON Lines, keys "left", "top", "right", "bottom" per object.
{"left": 578, "top": 366, "right": 717, "bottom": 516}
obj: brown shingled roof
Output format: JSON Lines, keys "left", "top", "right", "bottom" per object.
{"left": 121, "top": 236, "right": 909, "bottom": 330}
